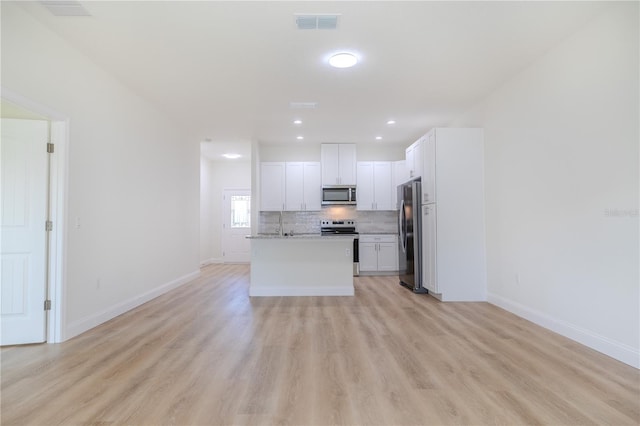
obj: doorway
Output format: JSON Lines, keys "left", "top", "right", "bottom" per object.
{"left": 221, "top": 189, "right": 251, "bottom": 263}
{"left": 1, "top": 92, "right": 68, "bottom": 344}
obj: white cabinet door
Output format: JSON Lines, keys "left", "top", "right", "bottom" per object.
{"left": 356, "top": 162, "right": 375, "bottom": 210}
{"left": 405, "top": 145, "right": 415, "bottom": 179}
{"left": 322, "top": 143, "right": 357, "bottom": 185}
{"left": 321, "top": 144, "right": 340, "bottom": 186}
{"left": 338, "top": 144, "right": 357, "bottom": 185}
{"left": 422, "top": 204, "right": 437, "bottom": 293}
{"left": 260, "top": 162, "right": 285, "bottom": 211}
{"left": 285, "top": 162, "right": 304, "bottom": 211}
{"left": 302, "top": 162, "right": 321, "bottom": 211}
{"left": 392, "top": 160, "right": 407, "bottom": 209}
{"left": 377, "top": 242, "right": 398, "bottom": 271}
{"left": 373, "top": 162, "right": 392, "bottom": 210}
{"left": 423, "top": 131, "right": 436, "bottom": 204}
{"left": 359, "top": 242, "right": 378, "bottom": 272}
{"left": 413, "top": 138, "right": 423, "bottom": 179}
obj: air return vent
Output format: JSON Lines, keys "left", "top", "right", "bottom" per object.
{"left": 295, "top": 14, "right": 339, "bottom": 30}
{"left": 290, "top": 102, "right": 318, "bottom": 109}
{"left": 40, "top": 1, "right": 91, "bottom": 16}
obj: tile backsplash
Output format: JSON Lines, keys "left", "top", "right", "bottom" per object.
{"left": 258, "top": 207, "right": 398, "bottom": 235}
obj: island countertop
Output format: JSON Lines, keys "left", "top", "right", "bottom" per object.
{"left": 247, "top": 234, "right": 355, "bottom": 240}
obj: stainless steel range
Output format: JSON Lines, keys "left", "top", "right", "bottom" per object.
{"left": 320, "top": 219, "right": 359, "bottom": 276}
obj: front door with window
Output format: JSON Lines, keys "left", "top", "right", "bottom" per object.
{"left": 222, "top": 189, "right": 251, "bottom": 263}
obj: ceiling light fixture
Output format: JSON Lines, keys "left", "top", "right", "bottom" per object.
{"left": 296, "top": 136, "right": 304, "bottom": 140}
{"left": 293, "top": 120, "right": 302, "bottom": 125}
{"left": 387, "top": 120, "right": 396, "bottom": 125}
{"left": 375, "top": 136, "right": 382, "bottom": 140}
{"left": 222, "top": 153, "right": 241, "bottom": 159}
{"left": 329, "top": 52, "right": 358, "bottom": 68}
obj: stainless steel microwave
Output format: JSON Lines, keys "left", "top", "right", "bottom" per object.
{"left": 322, "top": 186, "right": 357, "bottom": 205}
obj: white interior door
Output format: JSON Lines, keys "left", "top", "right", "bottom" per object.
{"left": 222, "top": 189, "right": 251, "bottom": 263}
{"left": 1, "top": 118, "right": 49, "bottom": 345}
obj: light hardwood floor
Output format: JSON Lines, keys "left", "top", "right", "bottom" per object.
{"left": 2, "top": 264, "right": 639, "bottom": 425}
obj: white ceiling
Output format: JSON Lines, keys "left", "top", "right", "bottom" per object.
{"left": 16, "top": 1, "right": 609, "bottom": 147}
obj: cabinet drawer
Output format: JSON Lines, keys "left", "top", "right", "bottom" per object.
{"left": 360, "top": 234, "right": 397, "bottom": 244}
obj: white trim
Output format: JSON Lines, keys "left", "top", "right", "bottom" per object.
{"left": 48, "top": 120, "right": 69, "bottom": 343}
{"left": 1, "top": 87, "right": 67, "bottom": 120}
{"left": 200, "top": 257, "right": 224, "bottom": 266}
{"left": 488, "top": 293, "right": 640, "bottom": 369}
{"left": 249, "top": 286, "right": 355, "bottom": 297}
{"left": 65, "top": 270, "right": 200, "bottom": 340}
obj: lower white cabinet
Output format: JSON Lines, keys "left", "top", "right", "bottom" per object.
{"left": 359, "top": 234, "right": 398, "bottom": 273}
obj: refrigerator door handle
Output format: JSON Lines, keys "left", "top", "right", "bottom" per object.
{"left": 399, "top": 199, "right": 407, "bottom": 253}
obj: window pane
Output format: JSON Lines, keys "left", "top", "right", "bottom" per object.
{"left": 230, "top": 195, "right": 251, "bottom": 228}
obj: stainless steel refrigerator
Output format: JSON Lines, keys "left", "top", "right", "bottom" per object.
{"left": 398, "top": 178, "right": 427, "bottom": 293}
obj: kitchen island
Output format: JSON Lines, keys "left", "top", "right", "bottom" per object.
{"left": 247, "top": 234, "right": 355, "bottom": 296}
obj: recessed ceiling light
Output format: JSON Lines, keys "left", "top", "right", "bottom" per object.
{"left": 222, "top": 153, "right": 241, "bottom": 159}
{"left": 296, "top": 136, "right": 304, "bottom": 140}
{"left": 329, "top": 52, "right": 358, "bottom": 68}
{"left": 387, "top": 120, "right": 396, "bottom": 125}
{"left": 293, "top": 120, "right": 302, "bottom": 125}
{"left": 375, "top": 136, "right": 382, "bottom": 140}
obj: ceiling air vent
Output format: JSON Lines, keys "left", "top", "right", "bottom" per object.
{"left": 295, "top": 14, "right": 339, "bottom": 30}
{"left": 40, "top": 1, "right": 91, "bottom": 16}
{"left": 290, "top": 102, "right": 318, "bottom": 109}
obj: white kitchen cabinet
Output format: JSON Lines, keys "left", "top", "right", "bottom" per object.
{"left": 260, "top": 162, "right": 285, "bottom": 211}
{"left": 405, "top": 137, "right": 423, "bottom": 179}
{"left": 422, "top": 204, "right": 437, "bottom": 293}
{"left": 321, "top": 143, "right": 356, "bottom": 186}
{"left": 422, "top": 130, "right": 436, "bottom": 204}
{"left": 356, "top": 161, "right": 392, "bottom": 211}
{"left": 359, "top": 234, "right": 398, "bottom": 273}
{"left": 419, "top": 128, "right": 486, "bottom": 301}
{"left": 285, "top": 162, "right": 321, "bottom": 211}
{"left": 392, "top": 160, "right": 408, "bottom": 209}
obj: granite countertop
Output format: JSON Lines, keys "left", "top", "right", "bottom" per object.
{"left": 247, "top": 234, "right": 355, "bottom": 240}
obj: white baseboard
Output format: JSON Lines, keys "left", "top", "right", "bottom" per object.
{"left": 249, "top": 286, "right": 354, "bottom": 297}
{"left": 200, "top": 257, "right": 224, "bottom": 266}
{"left": 65, "top": 270, "right": 201, "bottom": 341}
{"left": 488, "top": 293, "right": 639, "bottom": 369}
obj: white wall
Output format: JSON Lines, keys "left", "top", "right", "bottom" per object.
{"left": 200, "top": 156, "right": 214, "bottom": 264}
{"left": 200, "top": 158, "right": 251, "bottom": 263}
{"left": 452, "top": 3, "right": 639, "bottom": 367}
{"left": 2, "top": 4, "right": 201, "bottom": 339}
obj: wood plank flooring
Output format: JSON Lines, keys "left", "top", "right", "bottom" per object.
{"left": 2, "top": 264, "right": 639, "bottom": 425}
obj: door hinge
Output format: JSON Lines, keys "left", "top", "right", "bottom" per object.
{"left": 45, "top": 221, "right": 53, "bottom": 231}
{"left": 47, "top": 143, "right": 55, "bottom": 153}
{"left": 44, "top": 300, "right": 52, "bottom": 311}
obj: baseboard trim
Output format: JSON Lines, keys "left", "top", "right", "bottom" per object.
{"left": 65, "top": 270, "right": 201, "bottom": 341}
{"left": 249, "top": 286, "right": 354, "bottom": 297}
{"left": 488, "top": 293, "right": 639, "bottom": 369}
{"left": 200, "top": 257, "right": 224, "bottom": 266}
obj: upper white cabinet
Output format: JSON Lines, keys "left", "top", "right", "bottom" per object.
{"left": 419, "top": 128, "right": 486, "bottom": 302}
{"left": 422, "top": 130, "right": 436, "bottom": 204}
{"left": 392, "top": 160, "right": 408, "bottom": 209}
{"left": 285, "top": 162, "right": 321, "bottom": 211}
{"left": 356, "top": 161, "right": 393, "bottom": 211}
{"left": 260, "top": 162, "right": 285, "bottom": 211}
{"left": 321, "top": 143, "right": 356, "bottom": 186}
{"left": 405, "top": 137, "right": 423, "bottom": 179}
